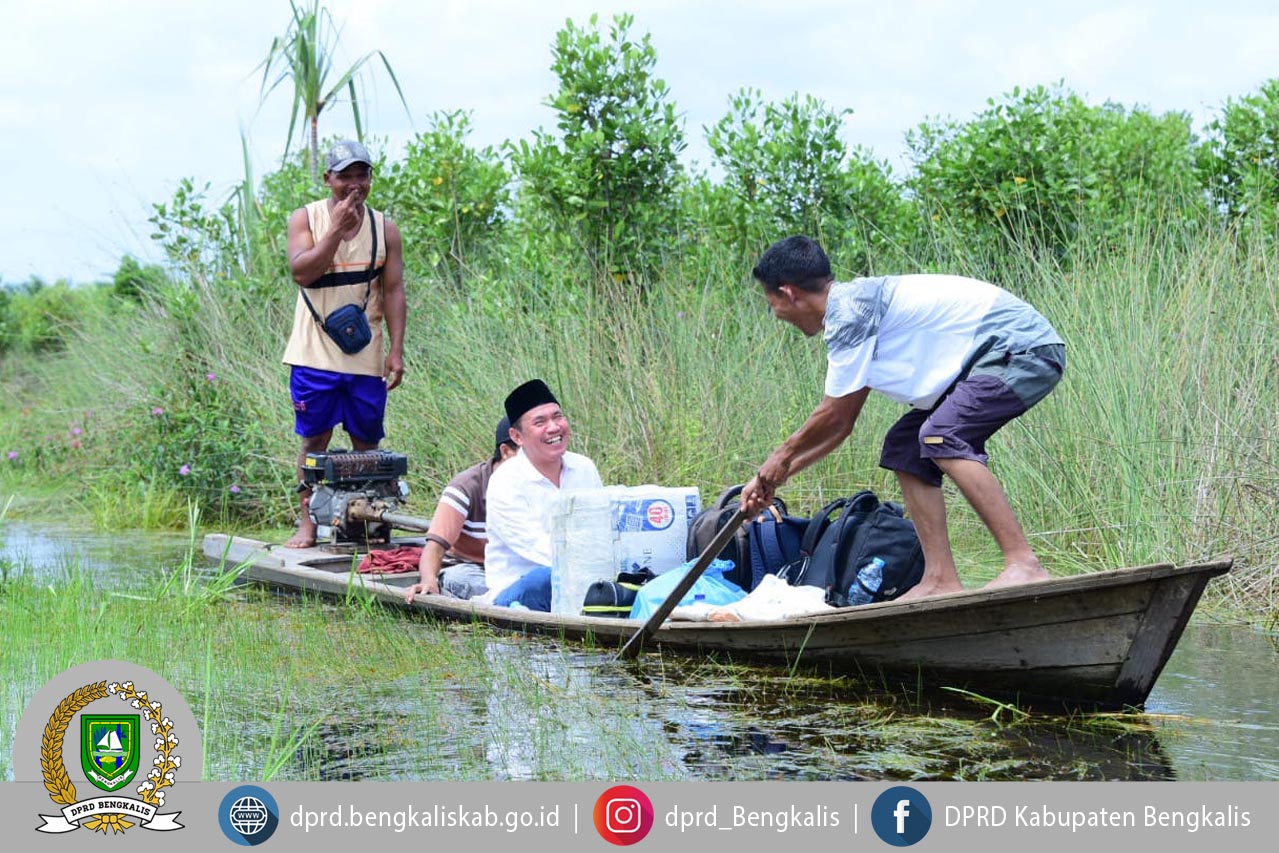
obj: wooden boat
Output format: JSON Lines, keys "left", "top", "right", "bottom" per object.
{"left": 203, "top": 533, "right": 1230, "bottom": 710}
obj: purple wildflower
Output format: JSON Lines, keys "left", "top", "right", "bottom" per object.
{"left": 179, "top": 464, "right": 191, "bottom": 476}
{"left": 6, "top": 451, "right": 16, "bottom": 461}
{"left": 152, "top": 407, "right": 164, "bottom": 416}
{"left": 206, "top": 372, "right": 217, "bottom": 382}
{"left": 229, "top": 485, "right": 241, "bottom": 494}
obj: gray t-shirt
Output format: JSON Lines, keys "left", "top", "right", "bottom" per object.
{"left": 824, "top": 275, "right": 1063, "bottom": 409}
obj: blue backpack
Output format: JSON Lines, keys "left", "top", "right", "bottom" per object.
{"left": 685, "top": 485, "right": 808, "bottom": 591}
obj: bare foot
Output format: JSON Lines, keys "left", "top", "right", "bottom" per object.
{"left": 283, "top": 518, "right": 318, "bottom": 549}
{"left": 984, "top": 562, "right": 1050, "bottom": 590}
{"left": 895, "top": 577, "right": 966, "bottom": 602}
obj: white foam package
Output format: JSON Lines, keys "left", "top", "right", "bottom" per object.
{"left": 549, "top": 485, "right": 701, "bottom": 615}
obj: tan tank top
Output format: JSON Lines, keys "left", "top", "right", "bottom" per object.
{"left": 281, "top": 200, "right": 387, "bottom": 376}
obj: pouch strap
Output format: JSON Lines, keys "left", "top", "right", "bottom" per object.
{"left": 299, "top": 206, "right": 379, "bottom": 325}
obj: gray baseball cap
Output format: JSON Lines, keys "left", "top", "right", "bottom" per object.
{"left": 326, "top": 140, "right": 373, "bottom": 173}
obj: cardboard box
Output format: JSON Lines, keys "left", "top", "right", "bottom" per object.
{"left": 550, "top": 485, "right": 701, "bottom": 615}
{"left": 609, "top": 486, "right": 701, "bottom": 576}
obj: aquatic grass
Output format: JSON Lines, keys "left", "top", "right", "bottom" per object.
{"left": 82, "top": 477, "right": 188, "bottom": 531}
{"left": 940, "top": 686, "right": 1032, "bottom": 726}
{"left": 260, "top": 679, "right": 327, "bottom": 782}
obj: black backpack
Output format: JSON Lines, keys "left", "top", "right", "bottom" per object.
{"left": 781, "top": 490, "right": 924, "bottom": 606}
{"left": 685, "top": 485, "right": 808, "bottom": 591}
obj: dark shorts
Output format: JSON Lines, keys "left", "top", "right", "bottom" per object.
{"left": 880, "top": 344, "right": 1065, "bottom": 487}
{"left": 289, "top": 365, "right": 387, "bottom": 444}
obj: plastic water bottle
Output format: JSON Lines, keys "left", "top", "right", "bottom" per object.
{"left": 847, "top": 557, "right": 885, "bottom": 606}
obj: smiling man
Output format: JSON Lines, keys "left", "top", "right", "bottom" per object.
{"left": 481, "top": 379, "right": 604, "bottom": 610}
{"left": 281, "top": 140, "right": 407, "bottom": 548}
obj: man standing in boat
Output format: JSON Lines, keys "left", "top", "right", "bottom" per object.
{"left": 740, "top": 235, "right": 1065, "bottom": 600}
{"left": 281, "top": 140, "right": 407, "bottom": 548}
{"left": 479, "top": 379, "right": 604, "bottom": 611}
{"left": 402, "top": 416, "right": 519, "bottom": 602}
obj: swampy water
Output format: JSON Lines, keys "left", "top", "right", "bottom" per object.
{"left": 3, "top": 523, "right": 1277, "bottom": 781}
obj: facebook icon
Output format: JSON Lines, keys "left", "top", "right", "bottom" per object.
{"left": 871, "top": 786, "right": 931, "bottom": 846}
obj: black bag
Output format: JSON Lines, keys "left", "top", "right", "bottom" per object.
{"left": 686, "top": 485, "right": 807, "bottom": 591}
{"left": 300, "top": 206, "right": 379, "bottom": 355}
{"left": 781, "top": 490, "right": 924, "bottom": 606}
{"left": 320, "top": 303, "right": 372, "bottom": 354}
{"left": 581, "top": 579, "right": 643, "bottom": 618}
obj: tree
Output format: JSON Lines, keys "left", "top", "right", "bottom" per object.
{"left": 257, "top": 0, "right": 410, "bottom": 182}
{"left": 509, "top": 13, "right": 686, "bottom": 279}
{"left": 704, "top": 89, "right": 910, "bottom": 271}
{"left": 1197, "top": 78, "right": 1279, "bottom": 223}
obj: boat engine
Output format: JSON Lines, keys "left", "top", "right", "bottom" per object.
{"left": 302, "top": 450, "right": 430, "bottom": 544}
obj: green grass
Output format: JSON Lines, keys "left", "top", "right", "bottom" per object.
{"left": 0, "top": 216, "right": 1275, "bottom": 623}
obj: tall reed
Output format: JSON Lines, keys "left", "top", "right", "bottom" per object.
{"left": 1, "top": 212, "right": 1274, "bottom": 618}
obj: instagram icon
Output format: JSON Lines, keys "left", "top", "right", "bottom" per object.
{"left": 593, "top": 785, "right": 654, "bottom": 845}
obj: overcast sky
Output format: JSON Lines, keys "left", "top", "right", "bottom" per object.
{"left": 2, "top": 0, "right": 1278, "bottom": 284}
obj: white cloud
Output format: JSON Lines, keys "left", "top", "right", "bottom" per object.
{"left": 4, "top": 0, "right": 1279, "bottom": 282}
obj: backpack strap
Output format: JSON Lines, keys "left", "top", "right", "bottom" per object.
{"left": 799, "top": 490, "right": 883, "bottom": 556}
{"left": 714, "top": 484, "right": 744, "bottom": 510}
{"left": 801, "top": 498, "right": 853, "bottom": 556}
{"left": 751, "top": 505, "right": 790, "bottom": 582}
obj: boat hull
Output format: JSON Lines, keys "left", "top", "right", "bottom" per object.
{"left": 203, "top": 534, "right": 1229, "bottom": 710}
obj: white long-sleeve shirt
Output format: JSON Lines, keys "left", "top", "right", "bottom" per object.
{"left": 481, "top": 448, "right": 604, "bottom": 595}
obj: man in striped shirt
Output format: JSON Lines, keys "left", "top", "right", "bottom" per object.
{"left": 403, "top": 416, "right": 518, "bottom": 601}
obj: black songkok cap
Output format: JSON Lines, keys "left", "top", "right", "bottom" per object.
{"left": 504, "top": 379, "right": 558, "bottom": 427}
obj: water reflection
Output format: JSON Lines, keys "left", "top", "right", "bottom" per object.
{"left": 268, "top": 632, "right": 1183, "bottom": 782}
{"left": 4, "top": 523, "right": 1276, "bottom": 781}
{"left": 0, "top": 521, "right": 190, "bottom": 582}
{"left": 1147, "top": 624, "right": 1279, "bottom": 780}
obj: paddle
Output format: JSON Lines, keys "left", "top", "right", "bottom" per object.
{"left": 616, "top": 507, "right": 749, "bottom": 661}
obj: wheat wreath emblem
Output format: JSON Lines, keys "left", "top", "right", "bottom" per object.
{"left": 39, "top": 680, "right": 183, "bottom": 834}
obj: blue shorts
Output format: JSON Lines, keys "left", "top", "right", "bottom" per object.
{"left": 289, "top": 366, "right": 387, "bottom": 443}
{"left": 880, "top": 344, "right": 1064, "bottom": 487}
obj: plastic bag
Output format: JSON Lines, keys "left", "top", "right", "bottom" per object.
{"left": 629, "top": 558, "right": 745, "bottom": 620}
{"left": 711, "top": 573, "right": 834, "bottom": 621}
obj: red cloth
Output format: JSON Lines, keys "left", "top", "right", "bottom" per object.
{"left": 356, "top": 546, "right": 423, "bottom": 574}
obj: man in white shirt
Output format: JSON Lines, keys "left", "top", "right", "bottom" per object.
{"left": 740, "top": 236, "right": 1065, "bottom": 600}
{"left": 482, "top": 379, "right": 604, "bottom": 610}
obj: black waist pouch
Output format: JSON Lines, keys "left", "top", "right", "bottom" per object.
{"left": 322, "top": 303, "right": 372, "bottom": 354}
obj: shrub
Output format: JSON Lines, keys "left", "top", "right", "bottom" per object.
{"left": 379, "top": 110, "right": 511, "bottom": 285}
{"left": 112, "top": 255, "right": 170, "bottom": 303}
{"left": 704, "top": 88, "right": 913, "bottom": 273}
{"left": 908, "top": 83, "right": 1200, "bottom": 264}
